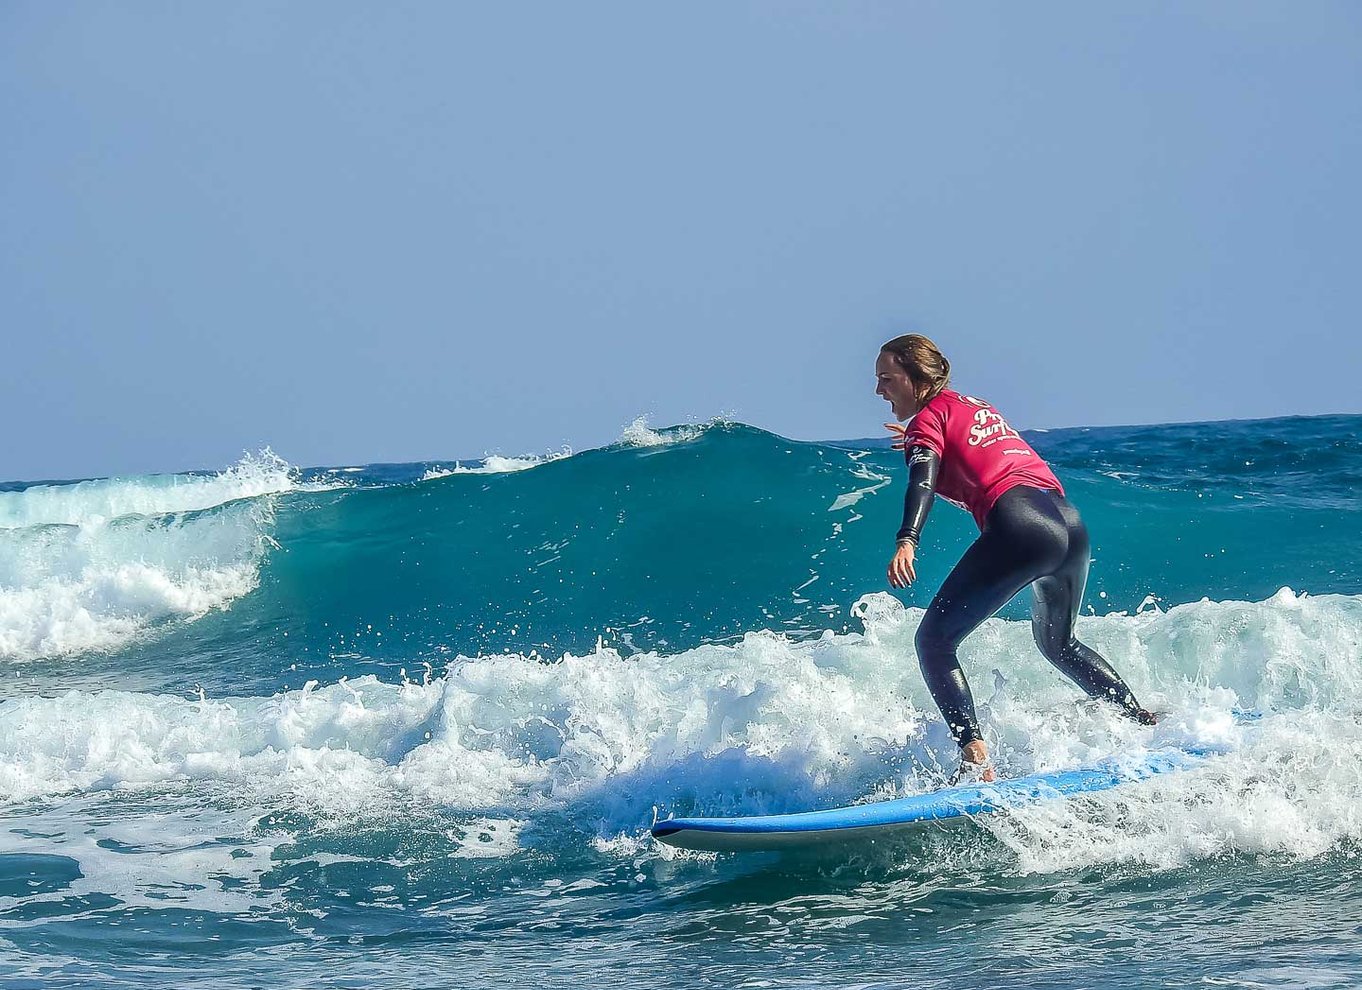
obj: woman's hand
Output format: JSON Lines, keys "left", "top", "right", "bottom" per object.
{"left": 888, "top": 541, "right": 917, "bottom": 588}
{"left": 884, "top": 422, "right": 909, "bottom": 452}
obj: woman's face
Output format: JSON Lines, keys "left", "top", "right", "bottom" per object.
{"left": 875, "top": 351, "right": 918, "bottom": 421}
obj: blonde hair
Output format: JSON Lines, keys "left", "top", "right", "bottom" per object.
{"left": 880, "top": 334, "right": 951, "bottom": 406}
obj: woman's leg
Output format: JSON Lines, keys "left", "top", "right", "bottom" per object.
{"left": 1030, "top": 500, "right": 1153, "bottom": 721}
{"left": 915, "top": 491, "right": 1067, "bottom": 747}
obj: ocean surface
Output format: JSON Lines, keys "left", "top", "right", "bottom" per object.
{"left": 2, "top": 413, "right": 1360, "bottom": 988}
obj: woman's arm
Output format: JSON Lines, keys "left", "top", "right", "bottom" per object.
{"left": 896, "top": 445, "right": 940, "bottom": 546}
{"left": 887, "top": 444, "right": 940, "bottom": 588}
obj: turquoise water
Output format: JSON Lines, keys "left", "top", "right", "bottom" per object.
{"left": 2, "top": 414, "right": 1360, "bottom": 987}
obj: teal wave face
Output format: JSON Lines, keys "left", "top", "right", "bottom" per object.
{"left": 47, "top": 414, "right": 1351, "bottom": 698}
{"left": 174, "top": 424, "right": 905, "bottom": 693}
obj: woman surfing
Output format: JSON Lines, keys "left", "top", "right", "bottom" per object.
{"left": 875, "top": 334, "right": 1156, "bottom": 783}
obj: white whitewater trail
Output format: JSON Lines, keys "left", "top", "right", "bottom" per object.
{"left": 2, "top": 588, "right": 1360, "bottom": 874}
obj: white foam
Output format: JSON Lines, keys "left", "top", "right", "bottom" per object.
{"left": 418, "top": 418, "right": 719, "bottom": 479}
{"left": 0, "top": 560, "right": 261, "bottom": 660}
{"left": 3, "top": 590, "right": 1361, "bottom": 873}
{"left": 0, "top": 449, "right": 295, "bottom": 529}
{"left": 0, "top": 800, "right": 283, "bottom": 917}
{"left": 981, "top": 706, "right": 1362, "bottom": 873}
{"left": 0, "top": 451, "right": 290, "bottom": 661}
{"left": 446, "top": 817, "right": 523, "bottom": 858}
{"left": 420, "top": 447, "right": 572, "bottom": 480}
{"left": 828, "top": 459, "right": 893, "bottom": 512}
{"left": 617, "top": 416, "right": 717, "bottom": 448}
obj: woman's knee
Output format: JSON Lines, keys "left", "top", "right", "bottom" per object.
{"left": 1031, "top": 614, "right": 1069, "bottom": 662}
{"left": 915, "top": 616, "right": 956, "bottom": 667}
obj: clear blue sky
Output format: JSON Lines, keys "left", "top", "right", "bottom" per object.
{"left": 3, "top": 2, "right": 1360, "bottom": 481}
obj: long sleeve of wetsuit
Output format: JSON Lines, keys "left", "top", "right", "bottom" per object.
{"left": 896, "top": 445, "right": 940, "bottom": 546}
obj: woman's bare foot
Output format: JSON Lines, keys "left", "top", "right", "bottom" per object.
{"left": 955, "top": 740, "right": 996, "bottom": 784}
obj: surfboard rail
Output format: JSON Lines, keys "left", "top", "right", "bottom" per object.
{"left": 651, "top": 748, "right": 1205, "bottom": 852}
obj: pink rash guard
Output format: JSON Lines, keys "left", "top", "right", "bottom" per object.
{"left": 903, "top": 389, "right": 1064, "bottom": 529}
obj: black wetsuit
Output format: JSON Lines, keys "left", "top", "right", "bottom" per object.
{"left": 900, "top": 445, "right": 1151, "bottom": 747}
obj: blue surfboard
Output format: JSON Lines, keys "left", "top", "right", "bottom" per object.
{"left": 651, "top": 746, "right": 1210, "bottom": 852}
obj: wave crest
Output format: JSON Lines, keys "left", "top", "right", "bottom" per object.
{"left": 0, "top": 449, "right": 295, "bottom": 529}
{"left": 0, "top": 452, "right": 290, "bottom": 661}
{"left": 617, "top": 415, "right": 724, "bottom": 448}
{"left": 420, "top": 447, "right": 573, "bottom": 480}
